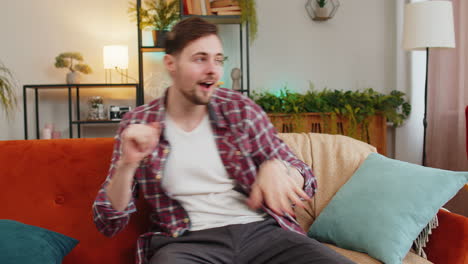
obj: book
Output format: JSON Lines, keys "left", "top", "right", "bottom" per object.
{"left": 185, "top": 0, "right": 193, "bottom": 15}
{"left": 200, "top": 0, "right": 207, "bottom": 15}
{"left": 216, "top": 10, "right": 242, "bottom": 15}
{"left": 210, "top": 0, "right": 238, "bottom": 8}
{"left": 192, "top": 0, "right": 202, "bottom": 15}
{"left": 211, "top": 6, "right": 241, "bottom": 12}
{"left": 205, "top": 0, "right": 213, "bottom": 15}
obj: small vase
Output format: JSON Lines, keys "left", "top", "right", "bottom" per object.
{"left": 316, "top": 7, "right": 328, "bottom": 18}
{"left": 152, "top": 30, "right": 169, "bottom": 48}
{"left": 66, "top": 71, "right": 81, "bottom": 84}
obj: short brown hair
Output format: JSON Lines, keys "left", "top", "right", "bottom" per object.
{"left": 164, "top": 17, "right": 219, "bottom": 55}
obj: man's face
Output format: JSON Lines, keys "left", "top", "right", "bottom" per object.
{"left": 166, "top": 34, "right": 224, "bottom": 105}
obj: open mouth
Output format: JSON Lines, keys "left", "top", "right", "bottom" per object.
{"left": 198, "top": 81, "right": 215, "bottom": 91}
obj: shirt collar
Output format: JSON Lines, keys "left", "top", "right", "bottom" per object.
{"left": 154, "top": 87, "right": 228, "bottom": 129}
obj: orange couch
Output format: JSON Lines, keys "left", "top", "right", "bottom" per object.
{"left": 0, "top": 138, "right": 466, "bottom": 263}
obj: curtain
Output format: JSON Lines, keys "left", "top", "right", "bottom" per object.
{"left": 427, "top": 0, "right": 468, "bottom": 171}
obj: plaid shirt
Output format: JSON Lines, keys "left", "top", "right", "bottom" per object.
{"left": 92, "top": 88, "right": 317, "bottom": 264}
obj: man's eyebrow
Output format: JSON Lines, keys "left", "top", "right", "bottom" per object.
{"left": 191, "top": 52, "right": 224, "bottom": 57}
{"left": 192, "top": 52, "right": 208, "bottom": 57}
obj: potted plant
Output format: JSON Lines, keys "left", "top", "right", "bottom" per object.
{"left": 237, "top": 0, "right": 258, "bottom": 42}
{"left": 128, "top": 0, "right": 180, "bottom": 47}
{"left": 54, "top": 52, "right": 92, "bottom": 84}
{"left": 316, "top": 0, "right": 328, "bottom": 18}
{"left": 251, "top": 83, "right": 411, "bottom": 154}
{"left": 0, "top": 61, "right": 17, "bottom": 118}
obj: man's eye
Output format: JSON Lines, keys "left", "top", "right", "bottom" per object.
{"left": 216, "top": 59, "right": 224, "bottom": 65}
{"left": 195, "top": 57, "right": 206, "bottom": 62}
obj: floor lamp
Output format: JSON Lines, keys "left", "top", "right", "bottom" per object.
{"left": 402, "top": 1, "right": 455, "bottom": 166}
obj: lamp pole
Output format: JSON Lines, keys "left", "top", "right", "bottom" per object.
{"left": 422, "top": 47, "right": 429, "bottom": 166}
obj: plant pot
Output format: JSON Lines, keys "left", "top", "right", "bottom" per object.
{"left": 316, "top": 7, "right": 329, "bottom": 18}
{"left": 66, "top": 71, "right": 81, "bottom": 84}
{"left": 152, "top": 30, "right": 169, "bottom": 48}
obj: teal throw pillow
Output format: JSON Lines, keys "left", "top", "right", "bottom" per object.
{"left": 0, "top": 220, "right": 79, "bottom": 264}
{"left": 308, "top": 153, "right": 468, "bottom": 264}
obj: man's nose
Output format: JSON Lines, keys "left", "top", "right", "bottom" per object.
{"left": 205, "top": 60, "right": 219, "bottom": 74}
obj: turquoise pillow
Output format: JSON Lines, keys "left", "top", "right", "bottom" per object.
{"left": 308, "top": 153, "right": 468, "bottom": 264}
{"left": 0, "top": 220, "right": 78, "bottom": 264}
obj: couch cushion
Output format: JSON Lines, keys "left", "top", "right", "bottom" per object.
{"left": 0, "top": 220, "right": 78, "bottom": 264}
{"left": 309, "top": 153, "right": 468, "bottom": 264}
{"left": 278, "top": 132, "right": 376, "bottom": 229}
{"left": 324, "top": 244, "right": 433, "bottom": 264}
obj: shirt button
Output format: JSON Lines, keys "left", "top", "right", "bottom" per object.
{"left": 235, "top": 151, "right": 241, "bottom": 156}
{"left": 156, "top": 173, "right": 162, "bottom": 180}
{"left": 172, "top": 231, "right": 179, "bottom": 238}
{"left": 183, "top": 218, "right": 189, "bottom": 223}
{"left": 163, "top": 149, "right": 170, "bottom": 154}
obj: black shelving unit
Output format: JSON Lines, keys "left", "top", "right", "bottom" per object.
{"left": 135, "top": 0, "right": 250, "bottom": 104}
{"left": 23, "top": 83, "right": 138, "bottom": 139}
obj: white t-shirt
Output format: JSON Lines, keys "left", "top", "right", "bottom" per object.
{"left": 162, "top": 114, "right": 265, "bottom": 231}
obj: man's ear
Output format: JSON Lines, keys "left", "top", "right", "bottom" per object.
{"left": 163, "top": 54, "right": 176, "bottom": 73}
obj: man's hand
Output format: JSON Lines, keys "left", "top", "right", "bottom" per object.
{"left": 120, "top": 122, "right": 161, "bottom": 166}
{"left": 247, "top": 159, "right": 310, "bottom": 217}
{"left": 106, "top": 122, "right": 161, "bottom": 212}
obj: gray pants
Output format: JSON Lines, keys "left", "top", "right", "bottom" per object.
{"left": 149, "top": 218, "right": 355, "bottom": 264}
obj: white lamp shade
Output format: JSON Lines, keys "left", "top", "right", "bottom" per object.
{"left": 103, "top": 45, "right": 129, "bottom": 69}
{"left": 403, "top": 1, "right": 455, "bottom": 50}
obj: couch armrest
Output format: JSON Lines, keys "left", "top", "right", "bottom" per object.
{"left": 425, "top": 209, "right": 468, "bottom": 264}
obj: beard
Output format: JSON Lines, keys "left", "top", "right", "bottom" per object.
{"left": 180, "top": 86, "right": 212, "bottom": 105}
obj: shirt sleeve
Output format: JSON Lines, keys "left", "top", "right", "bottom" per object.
{"left": 243, "top": 99, "right": 317, "bottom": 198}
{"left": 92, "top": 118, "right": 141, "bottom": 237}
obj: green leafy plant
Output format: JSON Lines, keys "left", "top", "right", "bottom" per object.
{"left": 0, "top": 61, "right": 17, "bottom": 117}
{"left": 54, "top": 52, "right": 92, "bottom": 74}
{"left": 237, "top": 0, "right": 258, "bottom": 42}
{"left": 317, "top": 0, "right": 327, "bottom": 8}
{"left": 251, "top": 82, "right": 411, "bottom": 137}
{"left": 128, "top": 0, "right": 180, "bottom": 31}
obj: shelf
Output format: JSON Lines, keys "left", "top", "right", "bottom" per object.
{"left": 23, "top": 83, "right": 138, "bottom": 139}
{"left": 141, "top": 47, "right": 165, "bottom": 53}
{"left": 71, "top": 120, "right": 121, "bottom": 124}
{"left": 24, "top": 83, "right": 139, "bottom": 89}
{"left": 180, "top": 15, "right": 241, "bottom": 24}
{"left": 234, "top": 89, "right": 249, "bottom": 93}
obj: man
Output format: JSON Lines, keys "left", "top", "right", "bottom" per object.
{"left": 93, "top": 17, "right": 354, "bottom": 264}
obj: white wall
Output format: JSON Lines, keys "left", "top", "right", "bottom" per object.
{"left": 1, "top": 0, "right": 423, "bottom": 163}
{"left": 0, "top": 0, "right": 138, "bottom": 140}
{"left": 250, "top": 0, "right": 396, "bottom": 94}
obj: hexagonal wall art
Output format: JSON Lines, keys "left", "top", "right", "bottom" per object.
{"left": 305, "top": 0, "right": 340, "bottom": 21}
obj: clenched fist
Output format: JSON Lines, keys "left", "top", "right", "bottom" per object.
{"left": 120, "top": 122, "right": 161, "bottom": 165}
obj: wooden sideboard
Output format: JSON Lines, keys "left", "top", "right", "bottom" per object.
{"left": 268, "top": 113, "right": 387, "bottom": 155}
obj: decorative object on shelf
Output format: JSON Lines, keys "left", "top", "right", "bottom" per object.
{"left": 52, "top": 130, "right": 61, "bottom": 139}
{"left": 88, "top": 96, "right": 106, "bottom": 120}
{"left": 0, "top": 61, "right": 17, "bottom": 117}
{"left": 54, "top": 52, "right": 93, "bottom": 84}
{"left": 402, "top": 1, "right": 455, "bottom": 166}
{"left": 305, "top": 0, "right": 340, "bottom": 21}
{"left": 103, "top": 45, "right": 129, "bottom": 84}
{"left": 109, "top": 105, "right": 132, "bottom": 121}
{"left": 231, "top": 67, "right": 241, "bottom": 91}
{"left": 41, "top": 123, "right": 53, "bottom": 139}
{"left": 128, "top": 0, "right": 180, "bottom": 47}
